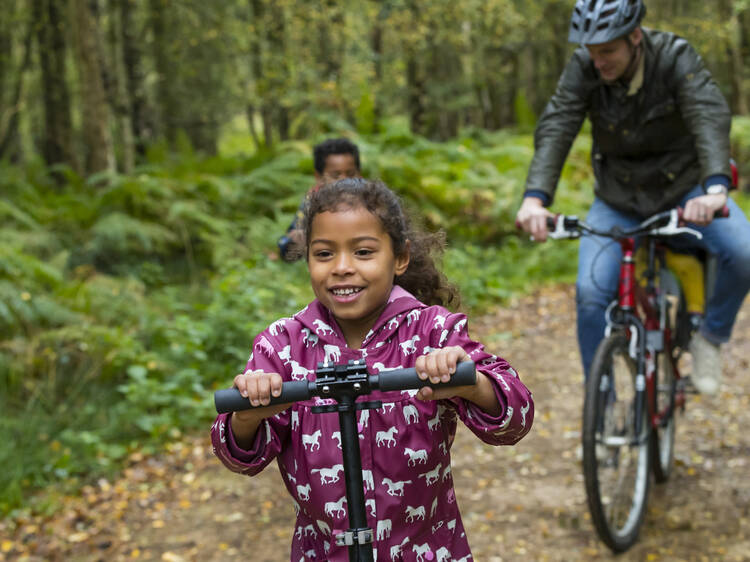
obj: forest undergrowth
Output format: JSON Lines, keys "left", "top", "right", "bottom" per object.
{"left": 2, "top": 117, "right": 749, "bottom": 519}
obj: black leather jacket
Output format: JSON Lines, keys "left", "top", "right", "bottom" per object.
{"left": 525, "top": 28, "right": 731, "bottom": 217}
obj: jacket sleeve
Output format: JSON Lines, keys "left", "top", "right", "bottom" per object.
{"left": 670, "top": 38, "right": 731, "bottom": 182}
{"left": 524, "top": 49, "right": 591, "bottom": 203}
{"left": 438, "top": 312, "right": 534, "bottom": 446}
{"left": 210, "top": 330, "right": 293, "bottom": 476}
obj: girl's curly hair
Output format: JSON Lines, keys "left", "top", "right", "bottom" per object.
{"left": 300, "top": 178, "right": 460, "bottom": 309}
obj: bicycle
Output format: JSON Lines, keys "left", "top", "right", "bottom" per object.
{"left": 214, "top": 359, "right": 476, "bottom": 562}
{"left": 545, "top": 206, "right": 727, "bottom": 552}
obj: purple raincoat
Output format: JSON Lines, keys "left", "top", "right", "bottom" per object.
{"left": 211, "top": 286, "right": 534, "bottom": 561}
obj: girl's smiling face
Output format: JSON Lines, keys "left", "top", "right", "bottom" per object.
{"left": 308, "top": 205, "right": 409, "bottom": 349}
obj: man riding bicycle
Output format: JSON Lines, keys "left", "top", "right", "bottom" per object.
{"left": 515, "top": 0, "right": 750, "bottom": 394}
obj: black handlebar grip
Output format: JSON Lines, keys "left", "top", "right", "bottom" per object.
{"left": 375, "top": 360, "right": 476, "bottom": 392}
{"left": 214, "top": 380, "right": 312, "bottom": 414}
{"left": 715, "top": 205, "right": 730, "bottom": 219}
{"left": 546, "top": 216, "right": 557, "bottom": 229}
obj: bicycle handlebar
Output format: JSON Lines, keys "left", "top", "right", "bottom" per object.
{"left": 545, "top": 205, "right": 729, "bottom": 240}
{"left": 214, "top": 360, "right": 477, "bottom": 414}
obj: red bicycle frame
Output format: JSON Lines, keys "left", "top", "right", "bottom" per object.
{"left": 618, "top": 237, "right": 686, "bottom": 433}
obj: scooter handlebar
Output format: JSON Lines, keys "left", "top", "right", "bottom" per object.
{"left": 213, "top": 361, "right": 477, "bottom": 414}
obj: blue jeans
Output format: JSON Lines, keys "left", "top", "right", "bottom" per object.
{"left": 576, "top": 186, "right": 750, "bottom": 377}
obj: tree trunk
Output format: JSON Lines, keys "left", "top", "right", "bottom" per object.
{"left": 370, "top": 6, "right": 384, "bottom": 130}
{"left": 267, "top": 1, "right": 288, "bottom": 142}
{"left": 72, "top": 0, "right": 114, "bottom": 175}
{"left": 248, "top": 0, "right": 272, "bottom": 149}
{"left": 406, "top": 53, "right": 425, "bottom": 135}
{"left": 32, "top": 0, "right": 78, "bottom": 171}
{"left": 0, "top": 10, "right": 9, "bottom": 119}
{"left": 119, "top": 0, "right": 148, "bottom": 156}
{"left": 107, "top": 0, "right": 134, "bottom": 172}
{"left": 261, "top": 106, "right": 274, "bottom": 150}
{"left": 741, "top": 8, "right": 750, "bottom": 113}
{"left": 149, "top": 0, "right": 176, "bottom": 143}
{"left": 728, "top": 15, "right": 748, "bottom": 115}
{"left": 425, "top": 40, "right": 460, "bottom": 140}
{"left": 245, "top": 104, "right": 261, "bottom": 149}
{"left": 0, "top": 16, "right": 33, "bottom": 161}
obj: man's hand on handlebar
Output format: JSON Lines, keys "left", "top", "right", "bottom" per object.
{"left": 516, "top": 196, "right": 555, "bottom": 242}
{"left": 683, "top": 193, "right": 728, "bottom": 226}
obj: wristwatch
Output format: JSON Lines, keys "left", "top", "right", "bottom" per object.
{"left": 706, "top": 184, "right": 728, "bottom": 196}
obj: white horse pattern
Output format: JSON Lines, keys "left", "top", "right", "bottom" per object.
{"left": 296, "top": 483, "right": 311, "bottom": 501}
{"left": 382, "top": 477, "right": 411, "bottom": 496}
{"left": 302, "top": 429, "right": 322, "bottom": 452}
{"left": 376, "top": 519, "right": 392, "bottom": 540}
{"left": 289, "top": 360, "right": 311, "bottom": 381}
{"left": 404, "top": 447, "right": 428, "bottom": 466}
{"left": 324, "top": 496, "right": 347, "bottom": 518}
{"left": 269, "top": 318, "right": 287, "bottom": 336}
{"left": 323, "top": 344, "right": 341, "bottom": 363}
{"left": 419, "top": 464, "right": 442, "bottom": 486}
{"left": 403, "top": 404, "right": 420, "bottom": 424}
{"left": 301, "top": 327, "right": 319, "bottom": 347}
{"left": 412, "top": 542, "right": 431, "bottom": 562}
{"left": 405, "top": 505, "right": 426, "bottom": 523}
{"left": 400, "top": 334, "right": 421, "bottom": 356}
{"left": 311, "top": 464, "right": 344, "bottom": 485}
{"left": 313, "top": 318, "right": 335, "bottom": 335}
{"left": 376, "top": 426, "right": 399, "bottom": 448}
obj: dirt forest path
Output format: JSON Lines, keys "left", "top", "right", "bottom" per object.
{"left": 3, "top": 285, "right": 749, "bottom": 562}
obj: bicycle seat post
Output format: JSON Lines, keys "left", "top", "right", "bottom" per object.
{"left": 313, "top": 360, "right": 380, "bottom": 562}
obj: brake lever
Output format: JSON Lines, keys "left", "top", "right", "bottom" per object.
{"left": 650, "top": 209, "right": 703, "bottom": 240}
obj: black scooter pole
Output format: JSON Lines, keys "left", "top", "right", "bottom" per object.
{"left": 336, "top": 392, "right": 374, "bottom": 562}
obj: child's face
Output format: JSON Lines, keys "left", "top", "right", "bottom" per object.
{"left": 308, "top": 206, "right": 409, "bottom": 348}
{"left": 316, "top": 154, "right": 360, "bottom": 186}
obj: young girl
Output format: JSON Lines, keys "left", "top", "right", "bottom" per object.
{"left": 211, "top": 178, "right": 534, "bottom": 561}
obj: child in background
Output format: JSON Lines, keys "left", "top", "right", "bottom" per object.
{"left": 212, "top": 178, "right": 534, "bottom": 561}
{"left": 277, "top": 138, "right": 361, "bottom": 261}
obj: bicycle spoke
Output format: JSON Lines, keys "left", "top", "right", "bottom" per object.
{"left": 583, "top": 333, "right": 651, "bottom": 553}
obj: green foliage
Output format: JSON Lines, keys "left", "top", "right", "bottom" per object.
{"left": 731, "top": 116, "right": 750, "bottom": 188}
{"left": 356, "top": 83, "right": 377, "bottom": 135}
{"left": 3, "top": 115, "right": 747, "bottom": 517}
{"left": 513, "top": 90, "right": 537, "bottom": 133}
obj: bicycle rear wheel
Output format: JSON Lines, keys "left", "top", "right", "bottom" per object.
{"left": 583, "top": 332, "right": 652, "bottom": 552}
{"left": 651, "top": 269, "right": 683, "bottom": 482}
{"left": 650, "top": 349, "right": 676, "bottom": 482}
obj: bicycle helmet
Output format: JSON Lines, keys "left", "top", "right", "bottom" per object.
{"left": 568, "top": 0, "right": 646, "bottom": 45}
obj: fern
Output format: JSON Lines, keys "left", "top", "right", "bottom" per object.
{"left": 88, "top": 212, "right": 180, "bottom": 256}
{"left": 0, "top": 200, "right": 41, "bottom": 230}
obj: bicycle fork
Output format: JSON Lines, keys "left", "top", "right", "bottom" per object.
{"left": 615, "top": 239, "right": 649, "bottom": 445}
{"left": 626, "top": 316, "right": 649, "bottom": 445}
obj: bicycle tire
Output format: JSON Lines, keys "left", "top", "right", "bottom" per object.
{"left": 650, "top": 268, "right": 681, "bottom": 482}
{"left": 583, "top": 332, "right": 652, "bottom": 553}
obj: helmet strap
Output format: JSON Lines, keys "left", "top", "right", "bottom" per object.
{"left": 621, "top": 33, "right": 643, "bottom": 83}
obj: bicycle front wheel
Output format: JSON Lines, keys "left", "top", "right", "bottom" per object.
{"left": 583, "top": 332, "right": 652, "bottom": 553}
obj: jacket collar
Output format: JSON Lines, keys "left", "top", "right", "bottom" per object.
{"left": 294, "top": 285, "right": 426, "bottom": 348}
